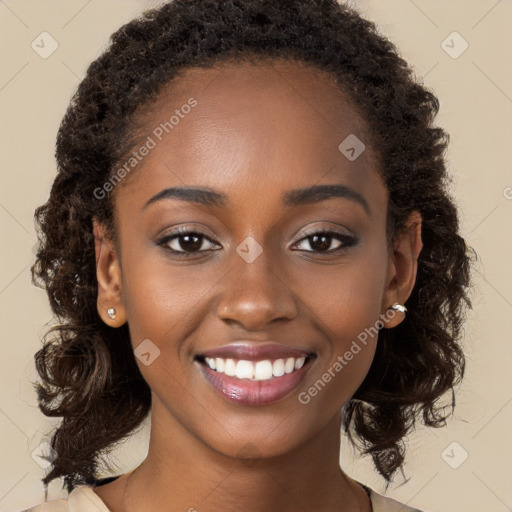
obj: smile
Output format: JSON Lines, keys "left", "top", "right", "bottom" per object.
{"left": 195, "top": 354, "right": 316, "bottom": 405}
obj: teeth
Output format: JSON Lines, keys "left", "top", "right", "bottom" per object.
{"left": 272, "top": 359, "right": 285, "bottom": 377}
{"left": 284, "top": 357, "right": 295, "bottom": 374}
{"left": 295, "top": 357, "right": 306, "bottom": 370}
{"left": 235, "top": 360, "right": 254, "bottom": 379}
{"left": 224, "top": 358, "right": 236, "bottom": 377}
{"left": 255, "top": 360, "right": 273, "bottom": 380}
{"left": 203, "top": 356, "right": 309, "bottom": 381}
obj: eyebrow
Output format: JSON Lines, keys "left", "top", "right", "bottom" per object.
{"left": 143, "top": 186, "right": 228, "bottom": 210}
{"left": 142, "top": 184, "right": 370, "bottom": 215}
{"left": 283, "top": 184, "right": 370, "bottom": 215}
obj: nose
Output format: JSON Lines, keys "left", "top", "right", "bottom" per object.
{"left": 216, "top": 244, "right": 298, "bottom": 331}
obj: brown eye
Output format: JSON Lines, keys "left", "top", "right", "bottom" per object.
{"left": 156, "top": 228, "right": 220, "bottom": 256}
{"left": 170, "top": 232, "right": 206, "bottom": 252}
{"left": 293, "top": 230, "right": 357, "bottom": 254}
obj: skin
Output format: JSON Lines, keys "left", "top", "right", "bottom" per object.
{"left": 92, "top": 59, "right": 422, "bottom": 512}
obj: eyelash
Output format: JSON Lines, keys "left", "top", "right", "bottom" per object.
{"left": 155, "top": 226, "right": 358, "bottom": 258}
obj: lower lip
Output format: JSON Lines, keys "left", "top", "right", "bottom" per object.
{"left": 196, "top": 357, "right": 314, "bottom": 406}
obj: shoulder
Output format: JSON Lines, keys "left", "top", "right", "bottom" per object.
{"left": 20, "top": 486, "right": 110, "bottom": 512}
{"left": 367, "top": 486, "right": 428, "bottom": 512}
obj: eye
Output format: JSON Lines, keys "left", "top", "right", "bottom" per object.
{"left": 292, "top": 229, "right": 357, "bottom": 253}
{"left": 156, "top": 227, "right": 220, "bottom": 257}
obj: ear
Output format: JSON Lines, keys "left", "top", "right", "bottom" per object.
{"left": 380, "top": 210, "right": 423, "bottom": 329}
{"left": 93, "top": 218, "right": 127, "bottom": 327}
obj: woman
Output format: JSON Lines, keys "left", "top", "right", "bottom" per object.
{"left": 26, "top": 0, "right": 474, "bottom": 511}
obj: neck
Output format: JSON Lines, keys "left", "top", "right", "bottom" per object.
{"left": 121, "top": 395, "right": 368, "bottom": 512}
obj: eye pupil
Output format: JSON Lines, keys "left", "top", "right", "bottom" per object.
{"left": 179, "top": 234, "right": 202, "bottom": 252}
{"left": 310, "top": 234, "right": 332, "bottom": 252}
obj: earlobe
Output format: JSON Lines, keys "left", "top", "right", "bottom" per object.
{"left": 92, "top": 218, "right": 127, "bottom": 327}
{"left": 380, "top": 210, "right": 422, "bottom": 329}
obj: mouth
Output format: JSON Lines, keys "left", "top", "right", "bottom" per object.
{"left": 194, "top": 353, "right": 317, "bottom": 406}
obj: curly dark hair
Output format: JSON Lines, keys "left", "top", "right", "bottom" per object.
{"left": 31, "top": 0, "right": 475, "bottom": 494}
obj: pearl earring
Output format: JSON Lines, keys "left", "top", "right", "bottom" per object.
{"left": 107, "top": 307, "right": 116, "bottom": 319}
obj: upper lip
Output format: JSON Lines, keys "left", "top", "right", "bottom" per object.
{"left": 196, "top": 342, "right": 315, "bottom": 361}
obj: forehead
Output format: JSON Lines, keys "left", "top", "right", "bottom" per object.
{"left": 115, "top": 58, "right": 384, "bottom": 210}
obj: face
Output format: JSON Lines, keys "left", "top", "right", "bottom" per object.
{"left": 94, "top": 59, "right": 420, "bottom": 460}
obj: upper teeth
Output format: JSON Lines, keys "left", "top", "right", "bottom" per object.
{"left": 204, "top": 356, "right": 306, "bottom": 381}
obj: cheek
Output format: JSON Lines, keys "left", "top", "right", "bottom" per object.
{"left": 120, "top": 237, "right": 212, "bottom": 348}
{"left": 119, "top": 257, "right": 212, "bottom": 415}
{"left": 304, "top": 244, "right": 388, "bottom": 342}
{"left": 297, "top": 246, "right": 387, "bottom": 401}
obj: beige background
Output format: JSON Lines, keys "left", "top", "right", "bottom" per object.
{"left": 0, "top": 1, "right": 511, "bottom": 511}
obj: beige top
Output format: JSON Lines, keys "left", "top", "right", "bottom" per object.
{"left": 22, "top": 483, "right": 426, "bottom": 512}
